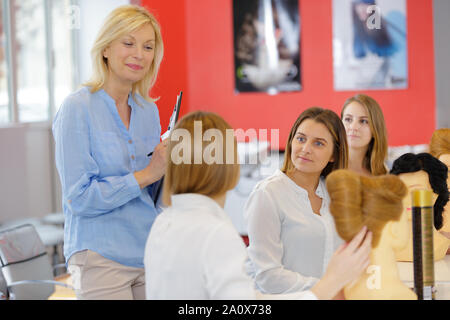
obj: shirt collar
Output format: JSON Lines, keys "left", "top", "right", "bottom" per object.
{"left": 276, "top": 169, "right": 326, "bottom": 199}
{"left": 98, "top": 88, "right": 137, "bottom": 110}
{"left": 170, "top": 193, "right": 230, "bottom": 220}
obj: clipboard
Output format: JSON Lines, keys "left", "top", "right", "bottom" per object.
{"left": 149, "top": 91, "right": 183, "bottom": 207}
{"left": 147, "top": 91, "right": 183, "bottom": 157}
{"left": 163, "top": 91, "right": 182, "bottom": 139}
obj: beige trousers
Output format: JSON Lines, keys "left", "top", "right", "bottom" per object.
{"left": 67, "top": 250, "right": 145, "bottom": 300}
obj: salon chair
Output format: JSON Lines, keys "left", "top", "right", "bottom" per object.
{"left": 0, "top": 224, "right": 73, "bottom": 300}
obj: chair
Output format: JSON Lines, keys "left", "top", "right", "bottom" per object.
{"left": 0, "top": 218, "right": 65, "bottom": 275}
{"left": 0, "top": 266, "right": 6, "bottom": 299}
{"left": 0, "top": 224, "right": 73, "bottom": 300}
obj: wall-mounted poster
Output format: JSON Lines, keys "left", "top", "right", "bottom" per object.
{"left": 333, "top": 0, "right": 408, "bottom": 91}
{"left": 233, "top": 0, "right": 301, "bottom": 95}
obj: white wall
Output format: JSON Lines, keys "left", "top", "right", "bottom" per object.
{"left": 0, "top": 123, "right": 54, "bottom": 224}
{"left": 433, "top": 0, "right": 450, "bottom": 129}
{"left": 77, "top": 0, "right": 131, "bottom": 85}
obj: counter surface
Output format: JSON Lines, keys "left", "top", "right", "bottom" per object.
{"left": 397, "top": 255, "right": 450, "bottom": 300}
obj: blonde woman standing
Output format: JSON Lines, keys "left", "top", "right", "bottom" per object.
{"left": 341, "top": 94, "right": 388, "bottom": 176}
{"left": 52, "top": 5, "right": 166, "bottom": 299}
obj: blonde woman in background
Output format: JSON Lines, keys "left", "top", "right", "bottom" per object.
{"left": 53, "top": 5, "right": 167, "bottom": 299}
{"left": 341, "top": 94, "right": 388, "bottom": 176}
{"left": 144, "top": 111, "right": 372, "bottom": 300}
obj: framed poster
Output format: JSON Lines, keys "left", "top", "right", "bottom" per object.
{"left": 333, "top": 0, "right": 408, "bottom": 91}
{"left": 233, "top": 0, "right": 301, "bottom": 95}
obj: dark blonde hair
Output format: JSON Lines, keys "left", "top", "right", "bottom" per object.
{"left": 326, "top": 169, "right": 407, "bottom": 248}
{"left": 430, "top": 128, "right": 450, "bottom": 159}
{"left": 341, "top": 94, "right": 388, "bottom": 175}
{"left": 162, "top": 111, "right": 240, "bottom": 206}
{"left": 282, "top": 107, "right": 348, "bottom": 178}
{"left": 84, "top": 5, "right": 164, "bottom": 102}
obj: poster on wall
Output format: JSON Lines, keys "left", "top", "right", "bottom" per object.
{"left": 233, "top": 0, "right": 301, "bottom": 95}
{"left": 332, "top": 0, "right": 408, "bottom": 91}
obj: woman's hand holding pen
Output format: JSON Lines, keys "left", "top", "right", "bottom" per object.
{"left": 134, "top": 139, "right": 169, "bottom": 189}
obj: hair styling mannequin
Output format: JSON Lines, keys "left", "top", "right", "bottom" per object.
{"left": 390, "top": 153, "right": 450, "bottom": 261}
{"left": 430, "top": 129, "right": 450, "bottom": 237}
{"left": 326, "top": 169, "right": 417, "bottom": 300}
{"left": 430, "top": 128, "right": 450, "bottom": 161}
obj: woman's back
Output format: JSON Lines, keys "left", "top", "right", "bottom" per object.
{"left": 144, "top": 193, "right": 255, "bottom": 300}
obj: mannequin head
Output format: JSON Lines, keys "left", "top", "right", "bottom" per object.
{"left": 430, "top": 128, "right": 450, "bottom": 187}
{"left": 430, "top": 128, "right": 450, "bottom": 159}
{"left": 326, "top": 169, "right": 417, "bottom": 299}
{"left": 390, "top": 153, "right": 449, "bottom": 230}
{"left": 341, "top": 94, "right": 388, "bottom": 175}
{"left": 326, "top": 169, "right": 407, "bottom": 249}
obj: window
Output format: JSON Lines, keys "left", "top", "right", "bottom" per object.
{"left": 16, "top": 0, "right": 49, "bottom": 122}
{"left": 1, "top": 0, "right": 76, "bottom": 124}
{"left": 0, "top": 1, "right": 9, "bottom": 123}
{"left": 52, "top": 0, "right": 76, "bottom": 113}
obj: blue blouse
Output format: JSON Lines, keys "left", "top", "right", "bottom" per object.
{"left": 52, "top": 86, "right": 161, "bottom": 268}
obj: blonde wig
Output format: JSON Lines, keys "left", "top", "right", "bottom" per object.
{"left": 326, "top": 169, "right": 407, "bottom": 248}
{"left": 430, "top": 128, "right": 450, "bottom": 159}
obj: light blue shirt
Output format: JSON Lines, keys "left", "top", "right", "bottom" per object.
{"left": 52, "top": 86, "right": 162, "bottom": 268}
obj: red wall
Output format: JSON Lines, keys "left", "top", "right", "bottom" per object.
{"left": 143, "top": 0, "right": 436, "bottom": 148}
{"left": 142, "top": 1, "right": 188, "bottom": 133}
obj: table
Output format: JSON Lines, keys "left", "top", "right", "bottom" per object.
{"left": 48, "top": 274, "right": 76, "bottom": 300}
{"left": 397, "top": 254, "right": 450, "bottom": 300}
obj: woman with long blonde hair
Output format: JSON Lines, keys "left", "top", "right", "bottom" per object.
{"left": 53, "top": 5, "right": 167, "bottom": 299}
{"left": 341, "top": 94, "right": 388, "bottom": 176}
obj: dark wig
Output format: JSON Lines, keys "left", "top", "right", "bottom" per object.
{"left": 390, "top": 153, "right": 449, "bottom": 230}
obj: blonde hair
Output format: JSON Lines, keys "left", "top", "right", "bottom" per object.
{"left": 430, "top": 128, "right": 450, "bottom": 159}
{"left": 83, "top": 5, "right": 164, "bottom": 102}
{"left": 342, "top": 94, "right": 388, "bottom": 175}
{"left": 282, "top": 107, "right": 348, "bottom": 178}
{"left": 162, "top": 111, "right": 240, "bottom": 206}
{"left": 326, "top": 169, "right": 407, "bottom": 248}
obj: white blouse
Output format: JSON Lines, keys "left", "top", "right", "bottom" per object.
{"left": 144, "top": 193, "right": 317, "bottom": 300}
{"left": 244, "top": 169, "right": 343, "bottom": 294}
